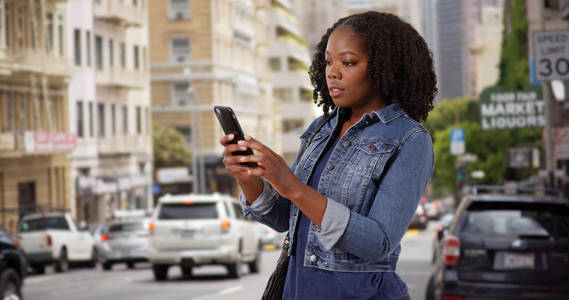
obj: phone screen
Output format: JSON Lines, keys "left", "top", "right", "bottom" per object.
{"left": 214, "top": 106, "right": 257, "bottom": 167}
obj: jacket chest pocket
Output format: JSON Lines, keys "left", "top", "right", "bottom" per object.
{"left": 341, "top": 139, "right": 397, "bottom": 212}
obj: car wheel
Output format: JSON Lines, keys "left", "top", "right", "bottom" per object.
{"left": 181, "top": 266, "right": 193, "bottom": 278}
{"left": 32, "top": 265, "right": 45, "bottom": 275}
{"left": 248, "top": 251, "right": 261, "bottom": 274}
{"left": 0, "top": 269, "right": 22, "bottom": 300}
{"left": 152, "top": 264, "right": 169, "bottom": 281}
{"left": 88, "top": 248, "right": 98, "bottom": 268}
{"left": 126, "top": 262, "right": 135, "bottom": 269}
{"left": 226, "top": 260, "right": 241, "bottom": 279}
{"left": 426, "top": 274, "right": 435, "bottom": 300}
{"left": 55, "top": 248, "right": 69, "bottom": 273}
{"left": 102, "top": 262, "right": 112, "bottom": 271}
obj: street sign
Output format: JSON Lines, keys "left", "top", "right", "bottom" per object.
{"left": 450, "top": 128, "right": 465, "bottom": 156}
{"left": 479, "top": 85, "right": 544, "bottom": 130}
{"left": 532, "top": 30, "right": 569, "bottom": 81}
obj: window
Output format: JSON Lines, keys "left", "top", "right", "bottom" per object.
{"left": 45, "top": 13, "right": 53, "bottom": 54}
{"left": 142, "top": 47, "right": 147, "bottom": 70}
{"left": 58, "top": 15, "right": 63, "bottom": 56}
{"left": 86, "top": 31, "right": 91, "bottom": 66}
{"left": 169, "top": 0, "right": 189, "bottom": 20}
{"left": 122, "top": 105, "right": 128, "bottom": 134}
{"left": 269, "top": 57, "right": 281, "bottom": 71}
{"left": 145, "top": 107, "right": 149, "bottom": 133}
{"left": 76, "top": 101, "right": 84, "bottom": 137}
{"left": 88, "top": 102, "right": 94, "bottom": 137}
{"left": 109, "top": 39, "right": 114, "bottom": 67}
{"left": 5, "top": 3, "right": 10, "bottom": 48}
{"left": 74, "top": 29, "right": 81, "bottom": 66}
{"left": 283, "top": 119, "right": 303, "bottom": 132}
{"left": 95, "top": 35, "right": 103, "bottom": 70}
{"left": 111, "top": 104, "right": 116, "bottom": 135}
{"left": 171, "top": 82, "right": 190, "bottom": 107}
{"left": 233, "top": 30, "right": 251, "bottom": 47}
{"left": 17, "top": 6, "right": 22, "bottom": 48}
{"left": 120, "top": 42, "right": 126, "bottom": 68}
{"left": 133, "top": 45, "right": 139, "bottom": 69}
{"left": 98, "top": 103, "right": 105, "bottom": 137}
{"left": 0, "top": 1, "right": 4, "bottom": 48}
{"left": 158, "top": 203, "right": 218, "bottom": 220}
{"left": 170, "top": 38, "right": 190, "bottom": 63}
{"left": 136, "top": 106, "right": 141, "bottom": 134}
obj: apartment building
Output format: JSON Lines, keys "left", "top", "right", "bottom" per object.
{"left": 292, "top": 0, "right": 347, "bottom": 54}
{"left": 268, "top": 0, "right": 314, "bottom": 164}
{"left": 149, "top": 0, "right": 275, "bottom": 196}
{"left": 68, "top": 0, "right": 152, "bottom": 225}
{"left": 0, "top": 0, "right": 74, "bottom": 233}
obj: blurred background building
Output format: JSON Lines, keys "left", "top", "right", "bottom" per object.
{"left": 69, "top": 0, "right": 153, "bottom": 226}
{"left": 149, "top": 0, "right": 276, "bottom": 196}
{"left": 268, "top": 0, "right": 315, "bottom": 164}
{"left": 0, "top": 0, "right": 75, "bottom": 233}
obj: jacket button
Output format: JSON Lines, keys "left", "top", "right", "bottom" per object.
{"left": 327, "top": 164, "right": 334, "bottom": 171}
{"left": 343, "top": 140, "right": 351, "bottom": 147}
{"left": 310, "top": 255, "right": 317, "bottom": 263}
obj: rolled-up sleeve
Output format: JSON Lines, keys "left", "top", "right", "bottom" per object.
{"left": 317, "top": 198, "right": 351, "bottom": 250}
{"left": 239, "top": 179, "right": 279, "bottom": 216}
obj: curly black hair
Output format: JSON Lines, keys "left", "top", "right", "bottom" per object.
{"left": 309, "top": 11, "right": 437, "bottom": 122}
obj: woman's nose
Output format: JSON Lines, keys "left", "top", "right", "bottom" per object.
{"left": 327, "top": 65, "right": 340, "bottom": 80}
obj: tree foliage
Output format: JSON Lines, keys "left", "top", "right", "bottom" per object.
{"left": 152, "top": 123, "right": 192, "bottom": 169}
{"left": 497, "top": 0, "right": 529, "bottom": 90}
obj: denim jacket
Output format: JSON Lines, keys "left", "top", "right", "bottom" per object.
{"left": 240, "top": 103, "right": 434, "bottom": 272}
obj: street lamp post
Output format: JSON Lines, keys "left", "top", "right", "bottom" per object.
{"left": 184, "top": 68, "right": 236, "bottom": 194}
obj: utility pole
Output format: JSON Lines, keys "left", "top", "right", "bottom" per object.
{"left": 539, "top": 1, "right": 556, "bottom": 188}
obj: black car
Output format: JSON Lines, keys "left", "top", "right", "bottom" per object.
{"left": 0, "top": 225, "right": 27, "bottom": 300}
{"left": 427, "top": 185, "right": 569, "bottom": 300}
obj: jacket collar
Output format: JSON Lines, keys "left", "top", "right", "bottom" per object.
{"left": 331, "top": 103, "right": 407, "bottom": 126}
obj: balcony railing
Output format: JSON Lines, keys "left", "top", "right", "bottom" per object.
{"left": 94, "top": 0, "right": 145, "bottom": 27}
{"left": 97, "top": 135, "right": 151, "bottom": 155}
{"left": 8, "top": 50, "right": 70, "bottom": 77}
{"left": 95, "top": 68, "right": 148, "bottom": 89}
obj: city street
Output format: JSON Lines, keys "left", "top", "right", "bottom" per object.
{"left": 23, "top": 222, "right": 437, "bottom": 300}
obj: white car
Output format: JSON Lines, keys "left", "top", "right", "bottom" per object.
{"left": 18, "top": 212, "right": 96, "bottom": 274}
{"left": 148, "top": 193, "right": 262, "bottom": 280}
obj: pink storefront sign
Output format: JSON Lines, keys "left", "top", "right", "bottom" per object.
{"left": 25, "top": 131, "right": 77, "bottom": 153}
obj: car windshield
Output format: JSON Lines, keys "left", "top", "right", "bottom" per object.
{"left": 20, "top": 217, "right": 69, "bottom": 232}
{"left": 158, "top": 203, "right": 218, "bottom": 220}
{"left": 462, "top": 202, "right": 569, "bottom": 239}
{"left": 108, "top": 222, "right": 144, "bottom": 233}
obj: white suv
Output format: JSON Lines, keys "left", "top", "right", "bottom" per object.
{"left": 148, "top": 193, "right": 262, "bottom": 280}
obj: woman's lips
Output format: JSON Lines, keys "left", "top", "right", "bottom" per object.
{"left": 329, "top": 87, "right": 344, "bottom": 98}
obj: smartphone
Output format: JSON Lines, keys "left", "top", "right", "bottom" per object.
{"left": 214, "top": 106, "right": 257, "bottom": 167}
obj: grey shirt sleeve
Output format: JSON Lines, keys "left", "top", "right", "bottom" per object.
{"left": 316, "top": 198, "right": 351, "bottom": 250}
{"left": 239, "top": 179, "right": 279, "bottom": 216}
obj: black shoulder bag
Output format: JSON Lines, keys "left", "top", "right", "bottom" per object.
{"left": 262, "top": 114, "right": 332, "bottom": 300}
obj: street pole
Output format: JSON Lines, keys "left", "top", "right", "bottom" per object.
{"left": 539, "top": 1, "right": 556, "bottom": 188}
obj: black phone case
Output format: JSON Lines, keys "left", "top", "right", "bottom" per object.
{"left": 214, "top": 106, "right": 257, "bottom": 167}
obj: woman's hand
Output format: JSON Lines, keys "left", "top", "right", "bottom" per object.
{"left": 236, "top": 135, "right": 302, "bottom": 199}
{"left": 219, "top": 134, "right": 256, "bottom": 183}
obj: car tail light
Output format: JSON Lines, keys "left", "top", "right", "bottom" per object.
{"left": 442, "top": 296, "right": 463, "bottom": 300}
{"left": 221, "top": 220, "right": 231, "bottom": 233}
{"left": 148, "top": 221, "right": 155, "bottom": 231}
{"left": 12, "top": 237, "right": 21, "bottom": 246}
{"left": 443, "top": 235, "right": 460, "bottom": 265}
{"left": 46, "top": 234, "right": 52, "bottom": 247}
{"left": 101, "top": 234, "right": 114, "bottom": 241}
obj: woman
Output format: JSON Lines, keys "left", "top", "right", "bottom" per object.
{"left": 220, "top": 11, "right": 436, "bottom": 299}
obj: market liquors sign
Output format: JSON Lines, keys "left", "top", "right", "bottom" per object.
{"left": 479, "top": 85, "right": 545, "bottom": 130}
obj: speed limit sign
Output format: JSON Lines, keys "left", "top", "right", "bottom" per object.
{"left": 532, "top": 30, "right": 569, "bottom": 81}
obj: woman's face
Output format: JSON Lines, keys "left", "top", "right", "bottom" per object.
{"left": 325, "top": 26, "right": 384, "bottom": 115}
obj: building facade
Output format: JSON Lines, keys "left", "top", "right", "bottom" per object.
{"left": 149, "top": 0, "right": 275, "bottom": 196}
{"left": 67, "top": 0, "right": 152, "bottom": 226}
{"left": 0, "top": 0, "right": 75, "bottom": 233}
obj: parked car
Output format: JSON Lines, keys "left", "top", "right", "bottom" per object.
{"left": 18, "top": 212, "right": 97, "bottom": 274}
{"left": 257, "top": 223, "right": 286, "bottom": 249}
{"left": 425, "top": 201, "right": 442, "bottom": 220}
{"left": 409, "top": 202, "right": 428, "bottom": 229}
{"left": 0, "top": 225, "right": 26, "bottom": 300}
{"left": 431, "top": 212, "right": 454, "bottom": 264}
{"left": 427, "top": 186, "right": 569, "bottom": 300}
{"left": 98, "top": 218, "right": 150, "bottom": 271}
{"left": 148, "top": 193, "right": 262, "bottom": 281}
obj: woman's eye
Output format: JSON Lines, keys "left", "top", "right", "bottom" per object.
{"left": 343, "top": 61, "right": 355, "bottom": 66}
{"left": 324, "top": 60, "right": 332, "bottom": 65}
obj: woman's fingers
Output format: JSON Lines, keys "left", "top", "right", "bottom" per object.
{"left": 238, "top": 135, "right": 278, "bottom": 160}
{"left": 219, "top": 134, "right": 235, "bottom": 146}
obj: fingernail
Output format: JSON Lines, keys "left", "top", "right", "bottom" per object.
{"left": 244, "top": 134, "right": 251, "bottom": 140}
{"left": 240, "top": 157, "right": 247, "bottom": 162}
{"left": 240, "top": 146, "right": 247, "bottom": 150}
{"left": 228, "top": 134, "right": 234, "bottom": 140}
{"left": 237, "top": 140, "right": 245, "bottom": 145}
{"left": 247, "top": 170, "right": 252, "bottom": 175}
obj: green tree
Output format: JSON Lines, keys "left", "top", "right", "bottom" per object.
{"left": 497, "top": 0, "right": 529, "bottom": 90}
{"left": 152, "top": 123, "right": 192, "bottom": 169}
